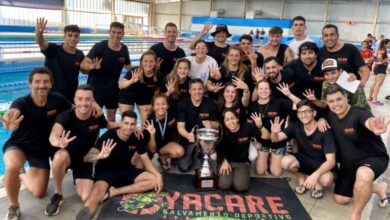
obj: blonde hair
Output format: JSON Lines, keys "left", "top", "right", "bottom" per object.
{"left": 222, "top": 46, "right": 248, "bottom": 80}
{"left": 139, "top": 50, "right": 158, "bottom": 83}
{"left": 166, "top": 58, "right": 191, "bottom": 100}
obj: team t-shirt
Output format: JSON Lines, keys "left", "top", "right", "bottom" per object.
{"left": 206, "top": 41, "right": 230, "bottom": 66}
{"left": 146, "top": 112, "right": 177, "bottom": 150}
{"left": 268, "top": 68, "right": 297, "bottom": 99}
{"left": 150, "top": 42, "right": 185, "bottom": 76}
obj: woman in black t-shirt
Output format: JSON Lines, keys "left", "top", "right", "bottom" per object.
{"left": 217, "top": 81, "right": 250, "bottom": 123}
{"left": 217, "top": 109, "right": 262, "bottom": 192}
{"left": 119, "top": 50, "right": 160, "bottom": 126}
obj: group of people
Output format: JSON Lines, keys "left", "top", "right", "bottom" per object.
{"left": 1, "top": 15, "right": 389, "bottom": 220}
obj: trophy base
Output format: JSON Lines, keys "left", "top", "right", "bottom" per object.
{"left": 195, "top": 169, "right": 218, "bottom": 191}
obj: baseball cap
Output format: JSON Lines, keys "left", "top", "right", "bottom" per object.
{"left": 321, "top": 58, "right": 339, "bottom": 73}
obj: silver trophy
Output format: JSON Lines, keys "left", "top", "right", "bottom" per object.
{"left": 195, "top": 128, "right": 219, "bottom": 190}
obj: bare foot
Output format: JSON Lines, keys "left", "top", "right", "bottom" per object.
{"left": 374, "top": 182, "right": 388, "bottom": 207}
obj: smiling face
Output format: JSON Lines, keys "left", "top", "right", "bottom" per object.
{"left": 269, "top": 33, "right": 282, "bottom": 47}
{"left": 189, "top": 81, "right": 204, "bottom": 102}
{"left": 223, "top": 111, "right": 239, "bottom": 132}
{"left": 177, "top": 61, "right": 189, "bottom": 79}
{"left": 74, "top": 89, "right": 94, "bottom": 115}
{"left": 227, "top": 48, "right": 241, "bottom": 66}
{"left": 29, "top": 73, "right": 52, "bottom": 98}
{"left": 223, "top": 85, "right": 237, "bottom": 104}
{"left": 194, "top": 41, "right": 208, "bottom": 58}
{"left": 109, "top": 27, "right": 124, "bottom": 44}
{"left": 153, "top": 96, "right": 169, "bottom": 118}
{"left": 215, "top": 31, "right": 228, "bottom": 43}
{"left": 322, "top": 27, "right": 339, "bottom": 49}
{"left": 325, "top": 91, "right": 349, "bottom": 117}
{"left": 141, "top": 54, "right": 156, "bottom": 73}
{"left": 324, "top": 69, "right": 341, "bottom": 84}
{"left": 292, "top": 20, "right": 306, "bottom": 37}
{"left": 300, "top": 49, "right": 317, "bottom": 66}
{"left": 240, "top": 39, "right": 252, "bottom": 53}
{"left": 257, "top": 81, "right": 271, "bottom": 100}
{"left": 120, "top": 116, "right": 137, "bottom": 137}
{"left": 297, "top": 105, "right": 315, "bottom": 125}
{"left": 64, "top": 31, "right": 80, "bottom": 48}
{"left": 264, "top": 59, "right": 281, "bottom": 80}
{"left": 165, "top": 26, "right": 178, "bottom": 43}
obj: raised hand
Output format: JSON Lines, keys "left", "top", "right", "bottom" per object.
{"left": 209, "top": 82, "right": 225, "bottom": 93}
{"left": 156, "top": 57, "right": 164, "bottom": 72}
{"left": 1, "top": 109, "right": 24, "bottom": 131}
{"left": 165, "top": 79, "right": 176, "bottom": 95}
{"left": 250, "top": 112, "right": 263, "bottom": 129}
{"left": 232, "top": 76, "right": 249, "bottom": 91}
{"left": 130, "top": 68, "right": 142, "bottom": 84}
{"left": 246, "top": 50, "right": 258, "bottom": 63}
{"left": 371, "top": 117, "right": 390, "bottom": 135}
{"left": 252, "top": 67, "right": 265, "bottom": 83}
{"left": 98, "top": 139, "right": 117, "bottom": 159}
{"left": 144, "top": 120, "right": 156, "bottom": 136}
{"left": 58, "top": 130, "right": 77, "bottom": 148}
{"left": 208, "top": 64, "right": 221, "bottom": 80}
{"left": 270, "top": 116, "right": 284, "bottom": 133}
{"left": 201, "top": 23, "right": 213, "bottom": 35}
{"left": 36, "top": 17, "right": 47, "bottom": 33}
{"left": 276, "top": 82, "right": 291, "bottom": 97}
{"left": 90, "top": 57, "right": 103, "bottom": 70}
{"left": 303, "top": 89, "right": 317, "bottom": 101}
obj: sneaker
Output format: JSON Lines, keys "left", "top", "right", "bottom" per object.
{"left": 4, "top": 206, "right": 20, "bottom": 220}
{"left": 76, "top": 207, "right": 91, "bottom": 220}
{"left": 44, "top": 193, "right": 64, "bottom": 216}
{"left": 385, "top": 95, "right": 390, "bottom": 102}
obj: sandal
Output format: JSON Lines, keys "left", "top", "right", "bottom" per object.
{"left": 310, "top": 188, "right": 324, "bottom": 199}
{"left": 378, "top": 196, "right": 388, "bottom": 208}
{"left": 294, "top": 185, "right": 306, "bottom": 195}
{"left": 158, "top": 157, "right": 171, "bottom": 170}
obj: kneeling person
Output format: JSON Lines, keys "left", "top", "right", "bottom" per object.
{"left": 76, "top": 111, "right": 163, "bottom": 220}
{"left": 271, "top": 100, "right": 336, "bottom": 199}
{"left": 45, "top": 84, "right": 116, "bottom": 216}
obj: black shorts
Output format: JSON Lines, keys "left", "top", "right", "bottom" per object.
{"left": 373, "top": 64, "right": 388, "bottom": 75}
{"left": 95, "top": 168, "right": 144, "bottom": 187}
{"left": 3, "top": 145, "right": 50, "bottom": 169}
{"left": 119, "top": 92, "right": 152, "bottom": 106}
{"left": 293, "top": 153, "right": 323, "bottom": 175}
{"left": 69, "top": 162, "right": 94, "bottom": 183}
{"left": 94, "top": 89, "right": 119, "bottom": 109}
{"left": 334, "top": 156, "right": 389, "bottom": 197}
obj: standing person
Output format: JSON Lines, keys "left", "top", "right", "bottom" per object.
{"left": 45, "top": 84, "right": 115, "bottom": 216}
{"left": 259, "top": 28, "right": 266, "bottom": 45}
{"left": 176, "top": 78, "right": 219, "bottom": 172}
{"left": 368, "top": 39, "right": 390, "bottom": 105}
{"left": 359, "top": 40, "right": 374, "bottom": 71}
{"left": 35, "top": 17, "right": 85, "bottom": 102}
{"left": 239, "top": 34, "right": 264, "bottom": 86}
{"left": 76, "top": 111, "right": 163, "bottom": 220}
{"left": 259, "top": 26, "right": 294, "bottom": 66}
{"left": 217, "top": 109, "right": 263, "bottom": 192}
{"left": 150, "top": 22, "right": 185, "bottom": 78}
{"left": 255, "top": 28, "right": 260, "bottom": 44}
{"left": 119, "top": 50, "right": 160, "bottom": 126}
{"left": 271, "top": 100, "right": 336, "bottom": 199}
{"left": 81, "top": 21, "right": 131, "bottom": 122}
{"left": 1, "top": 67, "right": 72, "bottom": 220}
{"left": 318, "top": 24, "right": 369, "bottom": 86}
{"left": 324, "top": 84, "right": 389, "bottom": 220}
{"left": 287, "top": 16, "right": 314, "bottom": 59}
{"left": 189, "top": 24, "right": 231, "bottom": 66}
{"left": 374, "top": 34, "right": 385, "bottom": 56}
{"left": 185, "top": 39, "right": 218, "bottom": 83}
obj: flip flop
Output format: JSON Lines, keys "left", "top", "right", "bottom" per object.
{"left": 158, "top": 157, "right": 171, "bottom": 170}
{"left": 294, "top": 185, "right": 306, "bottom": 195}
{"left": 310, "top": 188, "right": 324, "bottom": 199}
{"left": 378, "top": 194, "right": 389, "bottom": 208}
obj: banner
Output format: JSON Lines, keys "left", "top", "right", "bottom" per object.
{"left": 0, "top": 0, "right": 63, "bottom": 10}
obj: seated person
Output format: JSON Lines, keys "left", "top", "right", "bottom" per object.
{"left": 75, "top": 111, "right": 163, "bottom": 220}
{"left": 217, "top": 109, "right": 264, "bottom": 192}
{"left": 271, "top": 100, "right": 336, "bottom": 199}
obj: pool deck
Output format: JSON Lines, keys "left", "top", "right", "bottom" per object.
{"left": 0, "top": 73, "right": 390, "bottom": 220}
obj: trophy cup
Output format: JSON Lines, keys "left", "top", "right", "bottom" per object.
{"left": 195, "top": 128, "right": 219, "bottom": 190}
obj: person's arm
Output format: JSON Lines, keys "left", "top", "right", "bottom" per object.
{"left": 83, "top": 147, "right": 101, "bottom": 163}
{"left": 189, "top": 24, "right": 213, "bottom": 50}
{"left": 1, "top": 108, "right": 23, "bottom": 131}
{"left": 144, "top": 120, "right": 157, "bottom": 154}
{"left": 304, "top": 153, "right": 336, "bottom": 189}
{"left": 365, "top": 116, "right": 390, "bottom": 135}
{"left": 177, "top": 122, "right": 195, "bottom": 143}
{"left": 84, "top": 139, "right": 116, "bottom": 163}
{"left": 49, "top": 123, "right": 76, "bottom": 148}
{"left": 35, "top": 17, "right": 49, "bottom": 51}
{"left": 80, "top": 57, "right": 102, "bottom": 74}
{"left": 140, "top": 153, "right": 163, "bottom": 192}
{"left": 269, "top": 116, "right": 288, "bottom": 142}
{"left": 118, "top": 68, "right": 140, "bottom": 89}
{"left": 284, "top": 47, "right": 294, "bottom": 66}
{"left": 357, "top": 65, "right": 370, "bottom": 87}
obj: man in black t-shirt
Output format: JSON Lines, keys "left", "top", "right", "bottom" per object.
{"left": 76, "top": 111, "right": 163, "bottom": 220}
{"left": 324, "top": 85, "right": 389, "bottom": 220}
{"left": 35, "top": 17, "right": 85, "bottom": 102}
{"left": 189, "top": 24, "right": 231, "bottom": 66}
{"left": 81, "top": 22, "right": 131, "bottom": 122}
{"left": 1, "top": 67, "right": 72, "bottom": 220}
{"left": 318, "top": 24, "right": 369, "bottom": 86}
{"left": 177, "top": 78, "right": 219, "bottom": 172}
{"left": 44, "top": 85, "right": 116, "bottom": 216}
{"left": 271, "top": 100, "right": 336, "bottom": 199}
{"left": 150, "top": 22, "right": 185, "bottom": 77}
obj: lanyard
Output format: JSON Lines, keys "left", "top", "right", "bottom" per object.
{"left": 156, "top": 113, "right": 168, "bottom": 140}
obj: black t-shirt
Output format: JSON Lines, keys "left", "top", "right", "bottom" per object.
{"left": 284, "top": 59, "right": 324, "bottom": 99}
{"left": 206, "top": 41, "right": 230, "bottom": 66}
{"left": 4, "top": 92, "right": 72, "bottom": 155}
{"left": 219, "top": 101, "right": 247, "bottom": 123}
{"left": 146, "top": 112, "right": 177, "bottom": 149}
{"left": 243, "top": 52, "right": 264, "bottom": 92}
{"left": 120, "top": 67, "right": 160, "bottom": 104}
{"left": 283, "top": 122, "right": 337, "bottom": 162}
{"left": 42, "top": 43, "right": 85, "bottom": 102}
{"left": 95, "top": 128, "right": 148, "bottom": 172}
{"left": 55, "top": 110, "right": 107, "bottom": 161}
{"left": 269, "top": 68, "right": 297, "bottom": 99}
{"left": 159, "top": 76, "right": 190, "bottom": 115}
{"left": 318, "top": 43, "right": 366, "bottom": 79}
{"left": 276, "top": 44, "right": 289, "bottom": 66}
{"left": 150, "top": 42, "right": 185, "bottom": 76}
{"left": 326, "top": 107, "right": 389, "bottom": 168}
{"left": 87, "top": 40, "right": 131, "bottom": 91}
{"left": 248, "top": 98, "right": 293, "bottom": 149}
{"left": 219, "top": 123, "right": 261, "bottom": 163}
{"left": 177, "top": 96, "right": 218, "bottom": 132}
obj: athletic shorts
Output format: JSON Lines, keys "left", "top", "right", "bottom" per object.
{"left": 260, "top": 146, "right": 286, "bottom": 156}
{"left": 373, "top": 64, "right": 388, "bottom": 75}
{"left": 69, "top": 162, "right": 93, "bottom": 183}
{"left": 94, "top": 90, "right": 119, "bottom": 109}
{"left": 95, "top": 168, "right": 145, "bottom": 188}
{"left": 119, "top": 92, "right": 152, "bottom": 106}
{"left": 293, "top": 153, "right": 324, "bottom": 175}
{"left": 334, "top": 156, "right": 389, "bottom": 197}
{"left": 3, "top": 145, "right": 50, "bottom": 169}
